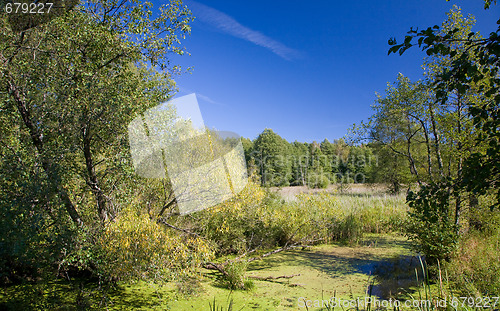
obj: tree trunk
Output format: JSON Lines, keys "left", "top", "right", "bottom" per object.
{"left": 420, "top": 120, "right": 433, "bottom": 181}
{"left": 454, "top": 95, "right": 463, "bottom": 234}
{"left": 9, "top": 81, "right": 83, "bottom": 226}
{"left": 405, "top": 118, "right": 421, "bottom": 185}
{"left": 429, "top": 101, "right": 444, "bottom": 177}
{"left": 82, "top": 124, "right": 108, "bottom": 223}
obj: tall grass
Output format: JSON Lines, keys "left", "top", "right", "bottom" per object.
{"left": 331, "top": 193, "right": 407, "bottom": 234}
{"left": 292, "top": 192, "right": 407, "bottom": 245}
{"left": 444, "top": 229, "right": 500, "bottom": 296}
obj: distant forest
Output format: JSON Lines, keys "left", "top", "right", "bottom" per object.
{"left": 241, "top": 129, "right": 390, "bottom": 189}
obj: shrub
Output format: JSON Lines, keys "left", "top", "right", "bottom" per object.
{"left": 197, "top": 182, "right": 319, "bottom": 255}
{"left": 217, "top": 261, "right": 253, "bottom": 290}
{"left": 197, "top": 182, "right": 269, "bottom": 255}
{"left": 94, "top": 207, "right": 213, "bottom": 282}
{"left": 307, "top": 173, "right": 330, "bottom": 189}
{"left": 405, "top": 182, "right": 458, "bottom": 263}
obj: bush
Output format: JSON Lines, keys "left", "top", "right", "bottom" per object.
{"left": 93, "top": 207, "right": 213, "bottom": 282}
{"left": 217, "top": 261, "right": 253, "bottom": 290}
{"left": 197, "top": 183, "right": 269, "bottom": 255}
{"left": 307, "top": 173, "right": 330, "bottom": 189}
{"left": 197, "top": 182, "right": 323, "bottom": 255}
{"left": 405, "top": 182, "right": 458, "bottom": 263}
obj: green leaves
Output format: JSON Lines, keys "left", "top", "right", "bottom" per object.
{"left": 406, "top": 181, "right": 459, "bottom": 263}
{"left": 0, "top": 0, "right": 194, "bottom": 282}
{"left": 389, "top": 4, "right": 500, "bottom": 209}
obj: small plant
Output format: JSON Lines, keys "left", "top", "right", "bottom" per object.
{"left": 217, "top": 261, "right": 253, "bottom": 290}
{"left": 208, "top": 296, "right": 244, "bottom": 311}
{"left": 320, "top": 289, "right": 336, "bottom": 311}
{"left": 405, "top": 182, "right": 458, "bottom": 263}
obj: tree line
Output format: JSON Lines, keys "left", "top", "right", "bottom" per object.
{"left": 241, "top": 130, "right": 381, "bottom": 188}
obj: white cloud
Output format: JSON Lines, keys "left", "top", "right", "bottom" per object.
{"left": 187, "top": 1, "right": 301, "bottom": 60}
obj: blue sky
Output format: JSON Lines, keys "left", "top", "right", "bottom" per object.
{"left": 165, "top": 0, "right": 499, "bottom": 143}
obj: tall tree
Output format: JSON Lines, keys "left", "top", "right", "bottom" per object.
{"left": 253, "top": 129, "right": 291, "bottom": 187}
{"left": 389, "top": 2, "right": 500, "bottom": 209}
{"left": 290, "top": 141, "right": 309, "bottom": 186}
{"left": 0, "top": 0, "right": 193, "bottom": 279}
{"left": 386, "top": 4, "right": 499, "bottom": 261}
{"left": 0, "top": 0, "right": 192, "bottom": 224}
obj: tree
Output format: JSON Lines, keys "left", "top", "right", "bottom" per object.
{"left": 389, "top": 2, "right": 500, "bottom": 209}
{"left": 350, "top": 74, "right": 430, "bottom": 190}
{"left": 347, "top": 145, "right": 375, "bottom": 184}
{"left": 0, "top": 0, "right": 193, "bottom": 280}
{"left": 386, "top": 3, "right": 499, "bottom": 261}
{"left": 253, "top": 129, "right": 291, "bottom": 187}
{"left": 330, "top": 139, "right": 350, "bottom": 184}
{"left": 289, "top": 141, "right": 309, "bottom": 186}
{"left": 319, "top": 139, "right": 335, "bottom": 182}
{"left": 241, "top": 137, "right": 260, "bottom": 182}
{"left": 368, "top": 143, "right": 411, "bottom": 193}
{"left": 307, "top": 141, "right": 330, "bottom": 188}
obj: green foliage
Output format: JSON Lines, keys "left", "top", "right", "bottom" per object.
{"left": 289, "top": 141, "right": 309, "bottom": 186}
{"left": 389, "top": 4, "right": 500, "bottom": 208}
{"left": 406, "top": 182, "right": 458, "bottom": 263}
{"left": 246, "top": 130, "right": 378, "bottom": 188}
{"left": 197, "top": 182, "right": 408, "bottom": 263}
{"left": 330, "top": 214, "right": 363, "bottom": 245}
{"left": 197, "top": 183, "right": 269, "bottom": 255}
{"left": 346, "top": 145, "right": 375, "bottom": 183}
{"left": 0, "top": 0, "right": 193, "bottom": 284}
{"left": 216, "top": 261, "right": 253, "bottom": 291}
{"left": 351, "top": 9, "right": 500, "bottom": 294}
{"left": 370, "top": 145, "right": 409, "bottom": 194}
{"left": 0, "top": 124, "right": 77, "bottom": 282}
{"left": 294, "top": 192, "right": 407, "bottom": 244}
{"left": 208, "top": 296, "right": 244, "bottom": 311}
{"left": 93, "top": 207, "right": 213, "bottom": 282}
{"left": 350, "top": 74, "right": 431, "bottom": 188}
{"left": 445, "top": 230, "right": 500, "bottom": 295}
{"left": 253, "top": 129, "right": 291, "bottom": 187}
{"left": 306, "top": 173, "right": 330, "bottom": 189}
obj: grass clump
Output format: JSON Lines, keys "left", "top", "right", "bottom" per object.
{"left": 208, "top": 296, "right": 244, "bottom": 311}
{"left": 216, "top": 261, "right": 253, "bottom": 291}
